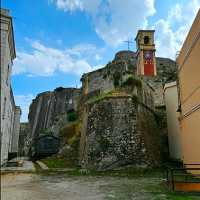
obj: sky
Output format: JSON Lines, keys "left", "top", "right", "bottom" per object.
{"left": 2, "top": 0, "right": 200, "bottom": 122}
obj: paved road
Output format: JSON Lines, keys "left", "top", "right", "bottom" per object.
{"left": 1, "top": 159, "right": 35, "bottom": 173}
{"left": 1, "top": 173, "right": 106, "bottom": 200}
{"left": 1, "top": 173, "right": 199, "bottom": 200}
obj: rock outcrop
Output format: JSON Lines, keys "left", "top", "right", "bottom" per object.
{"left": 28, "top": 88, "right": 80, "bottom": 140}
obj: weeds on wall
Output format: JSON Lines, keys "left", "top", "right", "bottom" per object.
{"left": 59, "top": 120, "right": 81, "bottom": 143}
{"left": 67, "top": 110, "right": 77, "bottom": 122}
{"left": 122, "top": 75, "right": 142, "bottom": 88}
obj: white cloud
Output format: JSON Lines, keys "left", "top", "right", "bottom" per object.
{"left": 95, "top": 54, "right": 102, "bottom": 61}
{"left": 154, "top": 1, "right": 200, "bottom": 59}
{"left": 51, "top": 0, "right": 156, "bottom": 46}
{"left": 51, "top": 0, "right": 200, "bottom": 59}
{"left": 14, "top": 94, "right": 35, "bottom": 122}
{"left": 12, "top": 40, "right": 103, "bottom": 76}
{"left": 50, "top": 0, "right": 83, "bottom": 11}
{"left": 153, "top": 19, "right": 180, "bottom": 59}
{"left": 50, "top": 0, "right": 101, "bottom": 13}
{"left": 94, "top": 0, "right": 155, "bottom": 46}
{"left": 66, "top": 43, "right": 102, "bottom": 57}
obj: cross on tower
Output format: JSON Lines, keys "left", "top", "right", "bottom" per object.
{"left": 124, "top": 39, "right": 133, "bottom": 50}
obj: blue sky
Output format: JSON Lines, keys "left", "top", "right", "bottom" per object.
{"left": 2, "top": 0, "right": 200, "bottom": 121}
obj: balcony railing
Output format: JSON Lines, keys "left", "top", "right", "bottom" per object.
{"left": 166, "top": 164, "right": 200, "bottom": 192}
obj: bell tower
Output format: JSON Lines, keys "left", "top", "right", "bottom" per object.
{"left": 135, "top": 30, "right": 157, "bottom": 76}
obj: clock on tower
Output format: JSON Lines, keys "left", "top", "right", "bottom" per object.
{"left": 135, "top": 30, "right": 157, "bottom": 76}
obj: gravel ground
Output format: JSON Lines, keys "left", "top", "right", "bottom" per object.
{"left": 1, "top": 173, "right": 199, "bottom": 200}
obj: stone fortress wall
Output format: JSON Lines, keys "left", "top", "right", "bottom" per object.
{"left": 28, "top": 88, "right": 81, "bottom": 142}
{"left": 79, "top": 79, "right": 160, "bottom": 169}
{"left": 81, "top": 51, "right": 177, "bottom": 107}
{"left": 25, "top": 49, "right": 177, "bottom": 169}
{"left": 81, "top": 51, "right": 137, "bottom": 96}
{"left": 82, "top": 96, "right": 160, "bottom": 170}
{"left": 79, "top": 51, "right": 177, "bottom": 169}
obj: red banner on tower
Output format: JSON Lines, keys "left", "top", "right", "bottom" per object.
{"left": 143, "top": 50, "right": 154, "bottom": 76}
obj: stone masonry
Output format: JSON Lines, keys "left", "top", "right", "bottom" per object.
{"left": 28, "top": 88, "right": 80, "bottom": 142}
{"left": 79, "top": 81, "right": 161, "bottom": 170}
{"left": 79, "top": 51, "right": 176, "bottom": 169}
{"left": 0, "top": 9, "right": 21, "bottom": 165}
{"left": 81, "top": 51, "right": 177, "bottom": 107}
{"left": 25, "top": 49, "right": 176, "bottom": 169}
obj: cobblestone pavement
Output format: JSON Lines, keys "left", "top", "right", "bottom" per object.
{"left": 1, "top": 173, "right": 199, "bottom": 200}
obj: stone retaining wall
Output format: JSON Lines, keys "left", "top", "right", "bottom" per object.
{"left": 80, "top": 95, "right": 161, "bottom": 170}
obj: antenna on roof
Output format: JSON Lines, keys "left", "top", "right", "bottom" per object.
{"left": 124, "top": 38, "right": 134, "bottom": 50}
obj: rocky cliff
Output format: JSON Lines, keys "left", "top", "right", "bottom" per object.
{"left": 28, "top": 87, "right": 80, "bottom": 140}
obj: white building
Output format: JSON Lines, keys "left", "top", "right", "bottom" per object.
{"left": 164, "top": 82, "right": 182, "bottom": 161}
{"left": 0, "top": 9, "right": 21, "bottom": 165}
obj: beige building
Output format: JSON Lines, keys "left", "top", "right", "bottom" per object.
{"left": 176, "top": 9, "right": 200, "bottom": 167}
{"left": 164, "top": 82, "right": 182, "bottom": 160}
{"left": 0, "top": 9, "right": 21, "bottom": 165}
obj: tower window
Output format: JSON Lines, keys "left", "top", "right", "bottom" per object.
{"left": 144, "top": 36, "right": 150, "bottom": 45}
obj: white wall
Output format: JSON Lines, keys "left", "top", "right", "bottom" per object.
{"left": 1, "top": 9, "right": 21, "bottom": 165}
{"left": 164, "top": 82, "right": 182, "bottom": 160}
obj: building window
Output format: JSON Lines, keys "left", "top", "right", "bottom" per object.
{"left": 3, "top": 97, "right": 6, "bottom": 120}
{"left": 144, "top": 36, "right": 150, "bottom": 45}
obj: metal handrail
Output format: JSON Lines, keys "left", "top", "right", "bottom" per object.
{"left": 166, "top": 166, "right": 200, "bottom": 191}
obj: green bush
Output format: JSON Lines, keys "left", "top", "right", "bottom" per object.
{"left": 122, "top": 76, "right": 142, "bottom": 88}
{"left": 67, "top": 111, "right": 77, "bottom": 122}
{"left": 41, "top": 156, "right": 72, "bottom": 168}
